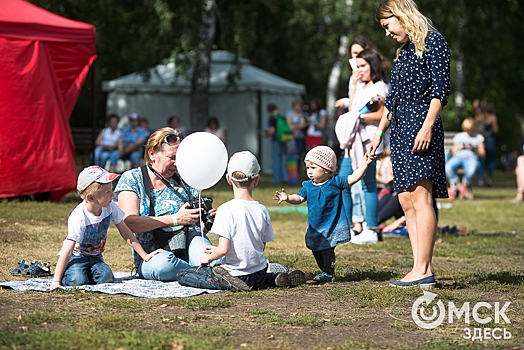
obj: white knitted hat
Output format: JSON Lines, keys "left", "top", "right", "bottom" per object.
{"left": 304, "top": 146, "right": 337, "bottom": 172}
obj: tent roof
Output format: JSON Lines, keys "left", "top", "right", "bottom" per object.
{"left": 102, "top": 50, "right": 305, "bottom": 94}
{"left": 0, "top": 0, "right": 95, "bottom": 43}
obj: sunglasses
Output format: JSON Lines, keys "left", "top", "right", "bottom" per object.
{"left": 162, "top": 134, "right": 183, "bottom": 144}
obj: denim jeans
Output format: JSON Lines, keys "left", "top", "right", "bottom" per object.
{"left": 351, "top": 180, "right": 366, "bottom": 223}
{"left": 109, "top": 149, "right": 143, "bottom": 166}
{"left": 61, "top": 255, "right": 114, "bottom": 286}
{"left": 478, "top": 135, "right": 496, "bottom": 179}
{"left": 339, "top": 157, "right": 378, "bottom": 228}
{"left": 236, "top": 265, "right": 276, "bottom": 288}
{"left": 139, "top": 231, "right": 222, "bottom": 282}
{"left": 271, "top": 139, "right": 288, "bottom": 184}
{"left": 94, "top": 147, "right": 111, "bottom": 168}
{"left": 446, "top": 155, "right": 479, "bottom": 187}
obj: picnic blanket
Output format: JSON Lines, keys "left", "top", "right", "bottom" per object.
{"left": 0, "top": 272, "right": 222, "bottom": 298}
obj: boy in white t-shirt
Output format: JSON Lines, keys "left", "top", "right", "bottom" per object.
{"left": 177, "top": 151, "right": 306, "bottom": 291}
{"left": 49, "top": 166, "right": 163, "bottom": 289}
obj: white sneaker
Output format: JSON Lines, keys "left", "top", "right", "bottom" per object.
{"left": 267, "top": 262, "right": 288, "bottom": 274}
{"left": 351, "top": 229, "right": 378, "bottom": 244}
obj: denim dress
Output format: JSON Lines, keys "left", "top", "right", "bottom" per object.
{"left": 297, "top": 176, "right": 351, "bottom": 251}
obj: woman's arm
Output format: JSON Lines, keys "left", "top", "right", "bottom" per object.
{"left": 367, "top": 106, "right": 392, "bottom": 159}
{"left": 413, "top": 98, "right": 442, "bottom": 153}
{"left": 476, "top": 141, "right": 486, "bottom": 159}
{"left": 360, "top": 96, "right": 386, "bottom": 125}
{"left": 95, "top": 129, "right": 105, "bottom": 147}
{"left": 117, "top": 190, "right": 201, "bottom": 233}
{"left": 316, "top": 110, "right": 327, "bottom": 130}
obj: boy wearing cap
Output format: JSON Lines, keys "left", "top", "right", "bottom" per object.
{"left": 49, "top": 166, "right": 163, "bottom": 289}
{"left": 177, "top": 151, "right": 306, "bottom": 290}
{"left": 274, "top": 146, "right": 372, "bottom": 283}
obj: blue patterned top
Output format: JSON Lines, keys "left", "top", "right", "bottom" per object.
{"left": 385, "top": 31, "right": 451, "bottom": 198}
{"left": 114, "top": 167, "right": 201, "bottom": 268}
{"left": 297, "top": 176, "right": 351, "bottom": 250}
{"left": 120, "top": 126, "right": 148, "bottom": 146}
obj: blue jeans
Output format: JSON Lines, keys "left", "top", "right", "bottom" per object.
{"left": 94, "top": 147, "right": 111, "bottom": 168}
{"left": 446, "top": 156, "right": 479, "bottom": 187}
{"left": 478, "top": 136, "right": 496, "bottom": 179}
{"left": 62, "top": 255, "right": 114, "bottom": 286}
{"left": 351, "top": 180, "right": 366, "bottom": 223}
{"left": 271, "top": 139, "right": 288, "bottom": 184}
{"left": 139, "top": 231, "right": 222, "bottom": 282}
{"left": 109, "top": 148, "right": 143, "bottom": 166}
{"left": 339, "top": 157, "right": 378, "bottom": 229}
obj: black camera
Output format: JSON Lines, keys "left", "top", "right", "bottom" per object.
{"left": 190, "top": 196, "right": 215, "bottom": 231}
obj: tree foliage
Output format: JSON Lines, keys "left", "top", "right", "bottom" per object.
{"left": 29, "top": 0, "right": 524, "bottom": 149}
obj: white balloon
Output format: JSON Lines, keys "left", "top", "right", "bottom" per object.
{"left": 176, "top": 132, "right": 228, "bottom": 191}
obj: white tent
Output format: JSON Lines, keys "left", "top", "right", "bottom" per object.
{"left": 102, "top": 50, "right": 306, "bottom": 174}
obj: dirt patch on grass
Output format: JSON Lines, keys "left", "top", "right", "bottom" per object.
{"left": 2, "top": 279, "right": 520, "bottom": 349}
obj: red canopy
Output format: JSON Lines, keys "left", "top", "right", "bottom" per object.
{"left": 0, "top": 0, "right": 96, "bottom": 201}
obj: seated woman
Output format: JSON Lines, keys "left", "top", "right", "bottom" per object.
{"left": 109, "top": 113, "right": 148, "bottom": 172}
{"left": 114, "top": 127, "right": 220, "bottom": 281}
{"left": 94, "top": 113, "right": 120, "bottom": 168}
{"left": 445, "top": 117, "right": 485, "bottom": 200}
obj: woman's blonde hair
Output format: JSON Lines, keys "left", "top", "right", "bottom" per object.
{"left": 375, "top": 0, "right": 435, "bottom": 59}
{"left": 144, "top": 127, "right": 183, "bottom": 165}
{"left": 461, "top": 117, "right": 475, "bottom": 132}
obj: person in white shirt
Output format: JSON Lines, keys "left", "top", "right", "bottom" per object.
{"left": 446, "top": 117, "right": 485, "bottom": 200}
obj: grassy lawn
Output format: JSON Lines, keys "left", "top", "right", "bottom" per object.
{"left": 0, "top": 170, "right": 522, "bottom": 349}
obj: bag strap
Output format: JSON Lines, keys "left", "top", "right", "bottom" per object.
{"left": 140, "top": 165, "right": 156, "bottom": 217}
{"left": 147, "top": 165, "right": 193, "bottom": 203}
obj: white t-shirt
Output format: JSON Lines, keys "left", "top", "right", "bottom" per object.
{"left": 59, "top": 201, "right": 125, "bottom": 257}
{"left": 100, "top": 127, "right": 121, "bottom": 147}
{"left": 452, "top": 132, "right": 485, "bottom": 159}
{"left": 351, "top": 80, "right": 388, "bottom": 154}
{"left": 306, "top": 109, "right": 327, "bottom": 137}
{"left": 210, "top": 199, "right": 274, "bottom": 276}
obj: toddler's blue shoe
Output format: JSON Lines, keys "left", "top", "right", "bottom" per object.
{"left": 10, "top": 259, "right": 30, "bottom": 276}
{"left": 313, "top": 271, "right": 333, "bottom": 283}
{"left": 389, "top": 274, "right": 435, "bottom": 289}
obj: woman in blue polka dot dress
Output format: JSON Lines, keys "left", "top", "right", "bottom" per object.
{"left": 368, "top": 0, "right": 450, "bottom": 289}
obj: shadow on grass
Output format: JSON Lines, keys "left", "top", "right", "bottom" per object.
{"left": 338, "top": 268, "right": 396, "bottom": 282}
{"left": 471, "top": 271, "right": 524, "bottom": 285}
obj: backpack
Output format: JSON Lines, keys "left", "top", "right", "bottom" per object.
{"left": 274, "top": 114, "right": 293, "bottom": 143}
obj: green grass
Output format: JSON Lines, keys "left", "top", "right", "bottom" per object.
{"left": 0, "top": 170, "right": 523, "bottom": 349}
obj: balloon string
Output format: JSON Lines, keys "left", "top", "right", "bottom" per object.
{"left": 199, "top": 191, "right": 205, "bottom": 247}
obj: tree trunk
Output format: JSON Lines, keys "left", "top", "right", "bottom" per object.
{"left": 190, "top": 0, "right": 216, "bottom": 133}
{"left": 325, "top": 0, "right": 352, "bottom": 148}
{"left": 454, "top": 0, "right": 466, "bottom": 122}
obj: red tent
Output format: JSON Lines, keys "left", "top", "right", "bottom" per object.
{"left": 0, "top": 0, "right": 96, "bottom": 201}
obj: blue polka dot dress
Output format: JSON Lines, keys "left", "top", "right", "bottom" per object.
{"left": 385, "top": 31, "right": 451, "bottom": 198}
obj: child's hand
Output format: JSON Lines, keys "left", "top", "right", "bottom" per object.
{"left": 203, "top": 245, "right": 215, "bottom": 255}
{"left": 46, "top": 281, "right": 61, "bottom": 291}
{"left": 143, "top": 248, "right": 165, "bottom": 262}
{"left": 364, "top": 154, "right": 374, "bottom": 165}
{"left": 273, "top": 188, "right": 289, "bottom": 204}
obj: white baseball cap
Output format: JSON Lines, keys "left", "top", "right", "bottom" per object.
{"left": 227, "top": 151, "right": 260, "bottom": 182}
{"left": 77, "top": 166, "right": 120, "bottom": 192}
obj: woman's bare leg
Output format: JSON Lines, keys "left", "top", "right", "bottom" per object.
{"left": 398, "top": 179, "right": 436, "bottom": 281}
{"left": 398, "top": 191, "right": 417, "bottom": 261}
